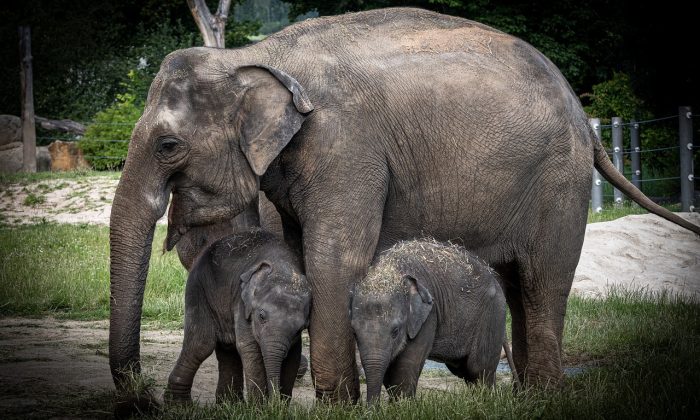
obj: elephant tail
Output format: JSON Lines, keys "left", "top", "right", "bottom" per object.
{"left": 503, "top": 339, "right": 519, "bottom": 386}
{"left": 593, "top": 138, "right": 700, "bottom": 235}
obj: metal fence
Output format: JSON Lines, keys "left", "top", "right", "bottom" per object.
{"left": 589, "top": 106, "right": 697, "bottom": 213}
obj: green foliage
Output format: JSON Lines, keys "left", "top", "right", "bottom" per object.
{"left": 583, "top": 72, "right": 647, "bottom": 121}
{"left": 226, "top": 20, "right": 263, "bottom": 47}
{"left": 583, "top": 72, "right": 679, "bottom": 177}
{"left": 78, "top": 89, "right": 141, "bottom": 171}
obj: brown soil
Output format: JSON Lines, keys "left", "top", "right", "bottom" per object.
{"left": 0, "top": 317, "right": 466, "bottom": 418}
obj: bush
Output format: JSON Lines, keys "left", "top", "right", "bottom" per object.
{"left": 78, "top": 83, "right": 142, "bottom": 170}
{"left": 582, "top": 72, "right": 678, "bottom": 174}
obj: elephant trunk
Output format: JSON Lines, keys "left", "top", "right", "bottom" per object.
{"left": 109, "top": 168, "right": 169, "bottom": 391}
{"left": 261, "top": 339, "right": 289, "bottom": 396}
{"left": 361, "top": 356, "right": 390, "bottom": 404}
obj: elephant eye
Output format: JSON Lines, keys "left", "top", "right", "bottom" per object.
{"left": 391, "top": 327, "right": 399, "bottom": 338}
{"left": 155, "top": 136, "right": 186, "bottom": 162}
{"left": 258, "top": 309, "right": 267, "bottom": 323}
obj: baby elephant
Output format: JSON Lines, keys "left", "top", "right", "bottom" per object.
{"left": 350, "top": 240, "right": 514, "bottom": 403}
{"left": 166, "top": 229, "right": 310, "bottom": 403}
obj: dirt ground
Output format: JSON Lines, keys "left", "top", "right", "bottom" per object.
{"left": 0, "top": 317, "right": 468, "bottom": 418}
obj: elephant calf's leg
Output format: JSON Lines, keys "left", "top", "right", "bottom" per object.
{"left": 215, "top": 343, "right": 244, "bottom": 403}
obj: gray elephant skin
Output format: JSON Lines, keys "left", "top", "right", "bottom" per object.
{"left": 166, "top": 229, "right": 310, "bottom": 403}
{"left": 108, "top": 7, "right": 700, "bottom": 402}
{"left": 351, "top": 240, "right": 508, "bottom": 403}
{"left": 167, "top": 191, "right": 283, "bottom": 271}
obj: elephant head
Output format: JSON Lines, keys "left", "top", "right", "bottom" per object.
{"left": 240, "top": 260, "right": 311, "bottom": 395}
{"left": 108, "top": 47, "right": 313, "bottom": 389}
{"left": 350, "top": 274, "right": 433, "bottom": 403}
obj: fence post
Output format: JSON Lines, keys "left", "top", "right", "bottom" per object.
{"left": 630, "top": 120, "right": 641, "bottom": 190}
{"left": 19, "top": 26, "right": 36, "bottom": 173}
{"left": 611, "top": 117, "right": 624, "bottom": 205}
{"left": 678, "top": 106, "right": 695, "bottom": 212}
{"left": 590, "top": 118, "right": 603, "bottom": 213}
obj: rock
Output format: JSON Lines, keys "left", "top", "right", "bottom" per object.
{"left": 37, "top": 146, "right": 51, "bottom": 172}
{"left": 0, "top": 142, "right": 54, "bottom": 173}
{"left": 0, "top": 115, "right": 22, "bottom": 147}
{"left": 48, "top": 140, "right": 90, "bottom": 171}
{"left": 0, "top": 141, "right": 23, "bottom": 173}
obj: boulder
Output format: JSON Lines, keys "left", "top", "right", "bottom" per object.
{"left": 0, "top": 141, "right": 23, "bottom": 173}
{"left": 0, "top": 142, "right": 54, "bottom": 173}
{"left": 48, "top": 140, "right": 90, "bottom": 171}
{"left": 0, "top": 115, "right": 22, "bottom": 147}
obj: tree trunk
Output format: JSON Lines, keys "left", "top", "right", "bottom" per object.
{"left": 186, "top": 0, "right": 232, "bottom": 48}
{"left": 18, "top": 26, "right": 36, "bottom": 173}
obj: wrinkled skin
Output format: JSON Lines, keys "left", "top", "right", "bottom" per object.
{"left": 109, "top": 7, "right": 700, "bottom": 403}
{"left": 351, "top": 241, "right": 506, "bottom": 403}
{"left": 165, "top": 230, "right": 310, "bottom": 403}
{"left": 168, "top": 192, "right": 283, "bottom": 271}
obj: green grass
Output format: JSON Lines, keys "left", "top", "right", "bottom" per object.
{"left": 0, "top": 169, "right": 121, "bottom": 186}
{"left": 587, "top": 202, "right": 682, "bottom": 223}
{"left": 0, "top": 223, "right": 185, "bottom": 320}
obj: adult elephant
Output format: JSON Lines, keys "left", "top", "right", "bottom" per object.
{"left": 109, "top": 7, "right": 700, "bottom": 401}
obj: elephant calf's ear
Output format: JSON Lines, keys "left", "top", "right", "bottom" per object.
{"left": 237, "top": 65, "right": 314, "bottom": 176}
{"left": 404, "top": 275, "right": 433, "bottom": 340}
{"left": 240, "top": 261, "right": 272, "bottom": 320}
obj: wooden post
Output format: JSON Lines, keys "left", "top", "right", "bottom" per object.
{"left": 630, "top": 120, "right": 642, "bottom": 190}
{"left": 590, "top": 118, "right": 603, "bottom": 213}
{"left": 19, "top": 25, "right": 36, "bottom": 173}
{"left": 611, "top": 117, "right": 624, "bottom": 206}
{"left": 678, "top": 106, "right": 695, "bottom": 212}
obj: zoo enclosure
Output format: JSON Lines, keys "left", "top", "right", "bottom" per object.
{"left": 35, "top": 108, "right": 697, "bottom": 212}
{"left": 589, "top": 106, "right": 697, "bottom": 213}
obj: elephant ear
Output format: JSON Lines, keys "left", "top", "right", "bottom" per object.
{"left": 239, "top": 261, "right": 272, "bottom": 320}
{"left": 236, "top": 65, "right": 314, "bottom": 176}
{"left": 403, "top": 275, "right": 433, "bottom": 340}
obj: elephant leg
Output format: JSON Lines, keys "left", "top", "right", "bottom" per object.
{"left": 383, "top": 318, "right": 435, "bottom": 400}
{"left": 214, "top": 342, "right": 244, "bottom": 403}
{"left": 303, "top": 203, "right": 386, "bottom": 401}
{"left": 498, "top": 262, "right": 528, "bottom": 386}
{"left": 166, "top": 308, "right": 216, "bottom": 403}
{"left": 383, "top": 356, "right": 424, "bottom": 401}
{"left": 237, "top": 336, "right": 267, "bottom": 402}
{"left": 279, "top": 338, "right": 303, "bottom": 399}
{"left": 514, "top": 234, "right": 581, "bottom": 387}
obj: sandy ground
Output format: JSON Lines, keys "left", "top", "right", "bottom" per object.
{"left": 1, "top": 176, "right": 698, "bottom": 299}
{"left": 0, "top": 176, "right": 698, "bottom": 417}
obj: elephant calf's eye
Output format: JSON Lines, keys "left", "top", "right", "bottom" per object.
{"left": 258, "top": 309, "right": 267, "bottom": 323}
{"left": 391, "top": 327, "right": 399, "bottom": 338}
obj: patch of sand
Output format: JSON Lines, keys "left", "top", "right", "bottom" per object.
{"left": 573, "top": 212, "right": 700, "bottom": 299}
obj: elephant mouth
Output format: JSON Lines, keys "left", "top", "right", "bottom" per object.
{"left": 163, "top": 222, "right": 189, "bottom": 252}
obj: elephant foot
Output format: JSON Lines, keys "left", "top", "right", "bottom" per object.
{"left": 520, "top": 359, "right": 564, "bottom": 389}
{"left": 313, "top": 375, "right": 360, "bottom": 403}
